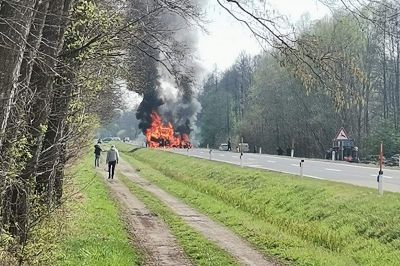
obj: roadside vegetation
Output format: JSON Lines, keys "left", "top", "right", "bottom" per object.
{"left": 119, "top": 145, "right": 400, "bottom": 265}
{"left": 118, "top": 173, "right": 238, "bottom": 266}
{"left": 56, "top": 155, "right": 141, "bottom": 266}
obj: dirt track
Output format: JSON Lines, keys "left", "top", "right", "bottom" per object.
{"left": 99, "top": 169, "right": 191, "bottom": 266}
{"left": 115, "top": 159, "right": 277, "bottom": 266}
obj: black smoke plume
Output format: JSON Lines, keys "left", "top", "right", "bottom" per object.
{"left": 126, "top": 0, "right": 205, "bottom": 136}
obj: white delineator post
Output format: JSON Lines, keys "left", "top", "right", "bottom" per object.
{"left": 377, "top": 142, "right": 384, "bottom": 196}
{"left": 332, "top": 150, "right": 336, "bottom": 161}
{"left": 291, "top": 138, "right": 295, "bottom": 158}
{"left": 240, "top": 137, "right": 244, "bottom": 167}
{"left": 209, "top": 149, "right": 212, "bottom": 160}
{"left": 300, "top": 159, "right": 304, "bottom": 178}
{"left": 187, "top": 147, "right": 190, "bottom": 157}
{"left": 259, "top": 147, "right": 262, "bottom": 154}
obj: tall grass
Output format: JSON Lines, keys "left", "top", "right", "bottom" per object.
{"left": 120, "top": 146, "right": 400, "bottom": 265}
{"left": 56, "top": 155, "right": 141, "bottom": 265}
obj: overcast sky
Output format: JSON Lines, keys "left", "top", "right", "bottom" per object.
{"left": 197, "top": 0, "right": 331, "bottom": 72}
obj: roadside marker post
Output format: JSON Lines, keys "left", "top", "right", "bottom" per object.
{"left": 332, "top": 150, "right": 335, "bottom": 161}
{"left": 240, "top": 152, "right": 243, "bottom": 168}
{"left": 300, "top": 159, "right": 304, "bottom": 178}
{"left": 209, "top": 149, "right": 212, "bottom": 160}
{"left": 259, "top": 147, "right": 262, "bottom": 154}
{"left": 187, "top": 148, "right": 190, "bottom": 157}
{"left": 377, "top": 142, "right": 384, "bottom": 196}
{"left": 291, "top": 138, "right": 295, "bottom": 158}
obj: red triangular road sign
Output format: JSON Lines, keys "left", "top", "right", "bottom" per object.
{"left": 334, "top": 127, "right": 349, "bottom": 140}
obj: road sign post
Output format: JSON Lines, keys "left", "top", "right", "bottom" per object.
{"left": 300, "top": 159, "right": 304, "bottom": 178}
{"left": 377, "top": 142, "right": 384, "bottom": 196}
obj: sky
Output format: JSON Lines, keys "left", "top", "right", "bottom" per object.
{"left": 197, "top": 0, "right": 331, "bottom": 72}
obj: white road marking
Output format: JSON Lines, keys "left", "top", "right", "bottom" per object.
{"left": 247, "top": 164, "right": 263, "bottom": 168}
{"left": 248, "top": 158, "right": 255, "bottom": 161}
{"left": 290, "top": 164, "right": 299, "bottom": 167}
{"left": 267, "top": 160, "right": 276, "bottom": 163}
{"left": 232, "top": 155, "right": 238, "bottom": 158}
{"left": 370, "top": 174, "right": 393, "bottom": 179}
{"left": 325, "top": 168, "right": 342, "bottom": 172}
{"left": 218, "top": 154, "right": 225, "bottom": 157}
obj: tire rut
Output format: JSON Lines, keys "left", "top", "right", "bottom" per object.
{"left": 98, "top": 168, "right": 192, "bottom": 266}
{"left": 118, "top": 158, "right": 278, "bottom": 266}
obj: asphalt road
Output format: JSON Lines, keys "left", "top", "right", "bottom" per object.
{"left": 170, "top": 148, "right": 400, "bottom": 193}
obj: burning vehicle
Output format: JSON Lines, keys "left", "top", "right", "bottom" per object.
{"left": 145, "top": 111, "right": 191, "bottom": 148}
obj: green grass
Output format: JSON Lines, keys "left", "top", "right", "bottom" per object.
{"left": 118, "top": 144, "right": 400, "bottom": 265}
{"left": 118, "top": 173, "right": 238, "bottom": 266}
{"left": 56, "top": 155, "right": 141, "bottom": 266}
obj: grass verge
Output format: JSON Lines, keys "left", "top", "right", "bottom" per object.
{"left": 117, "top": 144, "right": 400, "bottom": 265}
{"left": 118, "top": 172, "right": 238, "bottom": 266}
{"left": 55, "top": 155, "right": 141, "bottom": 265}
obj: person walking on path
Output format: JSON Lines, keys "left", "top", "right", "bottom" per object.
{"left": 106, "top": 145, "right": 119, "bottom": 179}
{"left": 94, "top": 141, "right": 102, "bottom": 167}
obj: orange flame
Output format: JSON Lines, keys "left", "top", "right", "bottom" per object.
{"left": 145, "top": 111, "right": 191, "bottom": 148}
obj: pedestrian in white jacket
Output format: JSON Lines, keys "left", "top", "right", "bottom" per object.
{"left": 106, "top": 145, "right": 119, "bottom": 179}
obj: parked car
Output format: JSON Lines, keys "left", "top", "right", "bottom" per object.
{"left": 219, "top": 143, "right": 229, "bottom": 151}
{"left": 238, "top": 143, "right": 250, "bottom": 153}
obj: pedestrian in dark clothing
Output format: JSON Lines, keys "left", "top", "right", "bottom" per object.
{"left": 277, "top": 146, "right": 283, "bottom": 155}
{"left": 227, "top": 138, "right": 232, "bottom": 151}
{"left": 106, "top": 145, "right": 119, "bottom": 179}
{"left": 94, "top": 143, "right": 102, "bottom": 167}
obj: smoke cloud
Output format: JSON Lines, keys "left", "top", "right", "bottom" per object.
{"left": 129, "top": 0, "right": 207, "bottom": 137}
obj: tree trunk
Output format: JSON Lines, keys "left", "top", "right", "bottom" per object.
{"left": 0, "top": 0, "right": 37, "bottom": 152}
{"left": 2, "top": 0, "right": 72, "bottom": 243}
{"left": 32, "top": 0, "right": 74, "bottom": 198}
{"left": 395, "top": 30, "right": 400, "bottom": 131}
{"left": 383, "top": 17, "right": 389, "bottom": 119}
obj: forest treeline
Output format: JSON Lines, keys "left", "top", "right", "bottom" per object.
{"left": 198, "top": 2, "right": 400, "bottom": 158}
{"left": 0, "top": 0, "right": 201, "bottom": 264}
